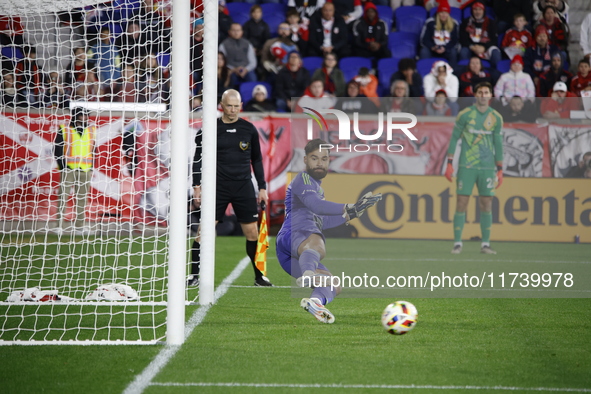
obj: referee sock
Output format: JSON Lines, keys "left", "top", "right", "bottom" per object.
{"left": 191, "top": 239, "right": 200, "bottom": 276}
{"left": 480, "top": 211, "right": 492, "bottom": 244}
{"left": 246, "top": 240, "right": 263, "bottom": 278}
{"left": 453, "top": 212, "right": 466, "bottom": 244}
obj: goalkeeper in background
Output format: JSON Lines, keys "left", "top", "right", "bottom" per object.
{"left": 276, "top": 139, "right": 381, "bottom": 324}
{"left": 445, "top": 82, "right": 504, "bottom": 255}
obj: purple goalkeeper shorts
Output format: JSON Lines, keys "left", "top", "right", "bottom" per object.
{"left": 276, "top": 229, "right": 328, "bottom": 278}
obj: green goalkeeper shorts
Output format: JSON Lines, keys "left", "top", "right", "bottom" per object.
{"left": 456, "top": 168, "right": 496, "bottom": 197}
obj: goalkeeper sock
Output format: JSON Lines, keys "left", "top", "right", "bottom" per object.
{"left": 246, "top": 240, "right": 262, "bottom": 278}
{"left": 191, "top": 240, "right": 200, "bottom": 276}
{"left": 453, "top": 212, "right": 466, "bottom": 244}
{"left": 480, "top": 211, "right": 492, "bottom": 244}
{"left": 311, "top": 286, "right": 337, "bottom": 305}
{"left": 299, "top": 249, "right": 320, "bottom": 275}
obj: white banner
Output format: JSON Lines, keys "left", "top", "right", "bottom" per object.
{"left": 548, "top": 125, "right": 591, "bottom": 178}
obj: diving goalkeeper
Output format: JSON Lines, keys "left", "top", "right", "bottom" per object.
{"left": 276, "top": 139, "right": 382, "bottom": 324}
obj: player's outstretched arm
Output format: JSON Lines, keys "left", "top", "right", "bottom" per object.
{"left": 343, "top": 192, "right": 382, "bottom": 222}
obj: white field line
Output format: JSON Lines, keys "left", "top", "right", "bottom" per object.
{"left": 266, "top": 256, "right": 591, "bottom": 264}
{"left": 149, "top": 382, "right": 591, "bottom": 392}
{"left": 122, "top": 257, "right": 250, "bottom": 394}
{"left": 229, "top": 285, "right": 291, "bottom": 288}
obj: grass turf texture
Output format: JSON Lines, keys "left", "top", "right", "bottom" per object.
{"left": 0, "top": 237, "right": 590, "bottom": 393}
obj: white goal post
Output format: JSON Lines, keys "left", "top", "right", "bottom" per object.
{"left": 0, "top": 0, "right": 217, "bottom": 345}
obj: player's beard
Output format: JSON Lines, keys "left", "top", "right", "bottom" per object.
{"left": 307, "top": 167, "right": 327, "bottom": 180}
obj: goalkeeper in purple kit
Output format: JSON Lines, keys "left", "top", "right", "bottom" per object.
{"left": 276, "top": 139, "right": 382, "bottom": 324}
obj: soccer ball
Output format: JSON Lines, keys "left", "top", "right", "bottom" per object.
{"left": 381, "top": 301, "right": 418, "bottom": 335}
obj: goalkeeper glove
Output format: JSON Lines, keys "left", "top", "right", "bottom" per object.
{"left": 445, "top": 158, "right": 454, "bottom": 182}
{"left": 344, "top": 192, "right": 382, "bottom": 221}
{"left": 496, "top": 166, "right": 503, "bottom": 189}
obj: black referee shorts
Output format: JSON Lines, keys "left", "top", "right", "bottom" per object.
{"left": 216, "top": 179, "right": 259, "bottom": 223}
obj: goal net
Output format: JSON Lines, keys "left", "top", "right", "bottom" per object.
{"left": 0, "top": 0, "right": 201, "bottom": 344}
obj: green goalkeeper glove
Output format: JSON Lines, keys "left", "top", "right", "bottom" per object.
{"left": 344, "top": 192, "right": 382, "bottom": 221}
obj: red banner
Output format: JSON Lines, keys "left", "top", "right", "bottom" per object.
{"left": 0, "top": 112, "right": 131, "bottom": 222}
{"left": 0, "top": 111, "right": 575, "bottom": 227}
{"left": 289, "top": 118, "right": 552, "bottom": 177}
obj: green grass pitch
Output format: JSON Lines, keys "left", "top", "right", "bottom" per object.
{"left": 1, "top": 237, "right": 590, "bottom": 393}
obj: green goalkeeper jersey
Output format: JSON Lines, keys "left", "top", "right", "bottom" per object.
{"left": 447, "top": 105, "right": 504, "bottom": 170}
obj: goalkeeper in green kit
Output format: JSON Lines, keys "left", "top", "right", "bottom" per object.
{"left": 445, "top": 82, "right": 504, "bottom": 255}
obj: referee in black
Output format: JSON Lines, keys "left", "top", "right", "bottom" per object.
{"left": 189, "top": 89, "right": 273, "bottom": 287}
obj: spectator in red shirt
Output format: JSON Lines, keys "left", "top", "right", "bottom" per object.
{"left": 286, "top": 9, "right": 307, "bottom": 55}
{"left": 311, "top": 52, "right": 346, "bottom": 97}
{"left": 535, "top": 5, "right": 569, "bottom": 52}
{"left": 459, "top": 56, "right": 492, "bottom": 97}
{"left": 114, "top": 64, "right": 146, "bottom": 103}
{"left": 570, "top": 59, "right": 591, "bottom": 97}
{"left": 65, "top": 47, "right": 97, "bottom": 87}
{"left": 540, "top": 81, "right": 580, "bottom": 119}
{"left": 501, "top": 13, "right": 534, "bottom": 60}
{"left": 15, "top": 46, "right": 44, "bottom": 107}
{"left": 459, "top": 2, "right": 501, "bottom": 68}
{"left": 0, "top": 15, "right": 24, "bottom": 46}
{"left": 533, "top": 0, "right": 569, "bottom": 22}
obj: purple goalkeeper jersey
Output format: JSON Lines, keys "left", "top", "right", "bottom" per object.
{"left": 280, "top": 171, "right": 346, "bottom": 236}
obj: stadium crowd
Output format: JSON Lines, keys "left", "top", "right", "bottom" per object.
{"left": 0, "top": 0, "right": 590, "bottom": 120}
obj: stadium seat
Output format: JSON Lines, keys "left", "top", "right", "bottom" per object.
{"left": 240, "top": 81, "right": 273, "bottom": 102}
{"left": 231, "top": 13, "right": 250, "bottom": 26}
{"left": 1, "top": 46, "right": 24, "bottom": 60}
{"left": 266, "top": 14, "right": 286, "bottom": 37}
{"left": 339, "top": 57, "right": 372, "bottom": 83}
{"left": 377, "top": 57, "right": 402, "bottom": 96}
{"left": 106, "top": 0, "right": 141, "bottom": 22}
{"left": 397, "top": 19, "right": 424, "bottom": 41}
{"left": 496, "top": 59, "right": 511, "bottom": 73}
{"left": 462, "top": 6, "right": 496, "bottom": 20}
{"left": 497, "top": 31, "right": 505, "bottom": 47}
{"left": 394, "top": 6, "right": 426, "bottom": 37}
{"left": 376, "top": 5, "right": 393, "bottom": 30}
{"left": 416, "top": 57, "right": 446, "bottom": 77}
{"left": 157, "top": 52, "right": 171, "bottom": 68}
{"left": 428, "top": 6, "right": 462, "bottom": 23}
{"left": 261, "top": 3, "right": 287, "bottom": 17}
{"left": 226, "top": 3, "right": 251, "bottom": 25}
{"left": 388, "top": 32, "right": 417, "bottom": 57}
{"left": 457, "top": 58, "right": 491, "bottom": 69}
{"left": 302, "top": 56, "right": 323, "bottom": 74}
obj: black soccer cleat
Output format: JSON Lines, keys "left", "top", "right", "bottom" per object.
{"left": 186, "top": 275, "right": 200, "bottom": 287}
{"left": 254, "top": 275, "right": 274, "bottom": 287}
{"left": 451, "top": 244, "right": 462, "bottom": 254}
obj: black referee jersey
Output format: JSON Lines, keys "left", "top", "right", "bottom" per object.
{"left": 192, "top": 117, "right": 266, "bottom": 190}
